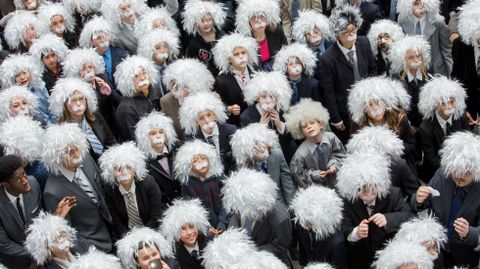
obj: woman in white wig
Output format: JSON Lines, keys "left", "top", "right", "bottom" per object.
{"left": 13, "top": 0, "right": 40, "bottom": 11}
{"left": 134, "top": 111, "right": 180, "bottom": 206}
{"left": 290, "top": 185, "right": 347, "bottom": 268}
{"left": 337, "top": 150, "right": 413, "bottom": 268}
{"left": 116, "top": 227, "right": 177, "bottom": 269}
{"left": 69, "top": 247, "right": 122, "bottom": 269}
{"left": 0, "top": 86, "right": 38, "bottom": 123}
{"left": 292, "top": 10, "right": 334, "bottom": 57}
{"left": 135, "top": 7, "right": 180, "bottom": 39}
{"left": 50, "top": 77, "right": 115, "bottom": 162}
{"left": 373, "top": 240, "right": 434, "bottom": 269}
{"left": 37, "top": 2, "right": 77, "bottom": 48}
{"left": 3, "top": 12, "right": 41, "bottom": 53}
{"left": 160, "top": 199, "right": 211, "bottom": 269}
{"left": 273, "top": 43, "right": 320, "bottom": 105}
{"left": 235, "top": 0, "right": 287, "bottom": 70}
{"left": 367, "top": 20, "right": 405, "bottom": 76}
{"left": 99, "top": 142, "right": 163, "bottom": 238}
{"left": 211, "top": 32, "right": 258, "bottom": 127}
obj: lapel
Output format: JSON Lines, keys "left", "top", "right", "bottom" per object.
{"left": 0, "top": 188, "right": 25, "bottom": 228}
{"left": 442, "top": 177, "right": 455, "bottom": 225}
{"left": 149, "top": 156, "right": 172, "bottom": 179}
{"left": 400, "top": 20, "right": 414, "bottom": 35}
{"left": 372, "top": 195, "right": 389, "bottom": 215}
{"left": 59, "top": 174, "right": 95, "bottom": 205}
{"left": 423, "top": 20, "right": 436, "bottom": 40}
{"left": 352, "top": 200, "right": 370, "bottom": 221}
{"left": 135, "top": 181, "right": 147, "bottom": 219}
{"left": 22, "top": 189, "right": 37, "bottom": 224}
{"left": 252, "top": 215, "right": 268, "bottom": 240}
{"left": 333, "top": 43, "right": 354, "bottom": 70}
{"left": 217, "top": 124, "right": 229, "bottom": 155}
{"left": 431, "top": 115, "right": 446, "bottom": 142}
{"left": 457, "top": 183, "right": 480, "bottom": 218}
{"left": 81, "top": 156, "right": 102, "bottom": 199}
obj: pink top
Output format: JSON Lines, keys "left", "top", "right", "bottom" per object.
{"left": 258, "top": 38, "right": 270, "bottom": 63}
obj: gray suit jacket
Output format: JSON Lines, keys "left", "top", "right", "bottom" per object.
{"left": 0, "top": 177, "right": 41, "bottom": 269}
{"left": 266, "top": 148, "right": 296, "bottom": 206}
{"left": 43, "top": 155, "right": 113, "bottom": 253}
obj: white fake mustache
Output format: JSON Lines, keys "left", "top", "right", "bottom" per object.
{"left": 361, "top": 195, "right": 376, "bottom": 204}
{"left": 370, "top": 107, "right": 385, "bottom": 118}
{"left": 26, "top": 2, "right": 37, "bottom": 9}
{"left": 72, "top": 104, "right": 85, "bottom": 113}
{"left": 194, "top": 161, "right": 209, "bottom": 171}
{"left": 72, "top": 156, "right": 83, "bottom": 165}
{"left": 83, "top": 71, "right": 95, "bottom": 81}
{"left": 256, "top": 151, "right": 269, "bottom": 160}
{"left": 201, "top": 122, "right": 216, "bottom": 132}
{"left": 137, "top": 79, "right": 150, "bottom": 88}
{"left": 309, "top": 36, "right": 322, "bottom": 44}
{"left": 414, "top": 7, "right": 427, "bottom": 15}
{"left": 118, "top": 174, "right": 132, "bottom": 182}
{"left": 288, "top": 65, "right": 303, "bottom": 75}
{"left": 55, "top": 240, "right": 71, "bottom": 251}
{"left": 443, "top": 108, "right": 455, "bottom": 116}
{"left": 154, "top": 52, "right": 169, "bottom": 61}
{"left": 261, "top": 102, "right": 275, "bottom": 112}
{"left": 99, "top": 41, "right": 109, "bottom": 49}
{"left": 18, "top": 108, "right": 30, "bottom": 117}
{"left": 123, "top": 10, "right": 135, "bottom": 18}
{"left": 254, "top": 22, "right": 267, "bottom": 29}
{"left": 152, "top": 137, "right": 165, "bottom": 145}
{"left": 409, "top": 61, "right": 422, "bottom": 69}
{"left": 55, "top": 26, "right": 65, "bottom": 34}
{"left": 347, "top": 34, "right": 357, "bottom": 42}
{"left": 234, "top": 55, "right": 248, "bottom": 65}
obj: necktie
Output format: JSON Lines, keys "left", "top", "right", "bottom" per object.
{"left": 156, "top": 153, "right": 168, "bottom": 160}
{"left": 291, "top": 0, "right": 300, "bottom": 21}
{"left": 347, "top": 51, "right": 361, "bottom": 81}
{"left": 157, "top": 154, "right": 171, "bottom": 175}
{"left": 446, "top": 122, "right": 452, "bottom": 136}
{"left": 258, "top": 160, "right": 268, "bottom": 173}
{"left": 316, "top": 144, "right": 328, "bottom": 171}
{"left": 415, "top": 20, "right": 422, "bottom": 35}
{"left": 290, "top": 78, "right": 301, "bottom": 104}
{"left": 125, "top": 192, "right": 143, "bottom": 228}
{"left": 191, "top": 250, "right": 199, "bottom": 259}
{"left": 16, "top": 197, "right": 25, "bottom": 224}
{"left": 206, "top": 135, "right": 215, "bottom": 146}
{"left": 73, "top": 174, "right": 98, "bottom": 203}
{"left": 321, "top": 0, "right": 328, "bottom": 15}
{"left": 80, "top": 118, "right": 104, "bottom": 156}
{"left": 389, "top": 0, "right": 397, "bottom": 21}
{"left": 447, "top": 188, "right": 467, "bottom": 238}
{"left": 243, "top": 217, "right": 254, "bottom": 235}
{"left": 476, "top": 51, "right": 480, "bottom": 76}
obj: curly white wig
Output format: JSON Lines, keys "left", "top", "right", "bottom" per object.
{"left": 41, "top": 123, "right": 89, "bottom": 175}
{"left": 290, "top": 185, "right": 343, "bottom": 240}
{"left": 13, "top": 0, "right": 40, "bottom": 9}
{"left": 235, "top": 0, "right": 281, "bottom": 36}
{"left": 0, "top": 54, "right": 45, "bottom": 89}
{"left": 231, "top": 250, "right": 288, "bottom": 269}
{"left": 329, "top": 5, "right": 363, "bottom": 36}
{"left": 397, "top": 0, "right": 443, "bottom": 24}
{"left": 62, "top": 48, "right": 106, "bottom": 78}
{"left": 244, "top": 71, "right": 292, "bottom": 112}
{"left": 458, "top": 0, "right": 480, "bottom": 46}
{"left": 179, "top": 92, "right": 227, "bottom": 135}
{"left": 137, "top": 29, "right": 180, "bottom": 61}
{"left": 373, "top": 240, "right": 434, "bottom": 269}
{"left": 173, "top": 139, "right": 224, "bottom": 185}
{"left": 135, "top": 111, "right": 178, "bottom": 158}
{"left": 135, "top": 7, "right": 180, "bottom": 39}
{"left": 418, "top": 76, "right": 467, "bottom": 120}
{"left": 100, "top": 0, "right": 147, "bottom": 26}
{"left": 273, "top": 43, "right": 317, "bottom": 77}
{"left": 394, "top": 214, "right": 447, "bottom": 249}
{"left": 346, "top": 126, "right": 405, "bottom": 159}
{"left": 116, "top": 227, "right": 173, "bottom": 269}
{"left": 79, "top": 16, "right": 115, "bottom": 48}
{"left": 37, "top": 2, "right": 76, "bottom": 34}
{"left": 230, "top": 123, "right": 279, "bottom": 166}
{"left": 98, "top": 142, "right": 147, "bottom": 185}
{"left": 113, "top": 55, "right": 159, "bottom": 97}
{"left": 367, "top": 20, "right": 405, "bottom": 55}
{"left": 49, "top": 78, "right": 98, "bottom": 118}
{"left": 70, "top": 247, "right": 122, "bottom": 269}
{"left": 63, "top": 0, "right": 102, "bottom": 15}
{"left": 389, "top": 35, "right": 431, "bottom": 74}
{"left": 212, "top": 33, "right": 258, "bottom": 73}
{"left": 29, "top": 34, "right": 69, "bottom": 73}
{"left": 0, "top": 116, "right": 44, "bottom": 162}
{"left": 336, "top": 150, "right": 391, "bottom": 203}
{"left": 0, "top": 86, "right": 38, "bottom": 123}
{"left": 440, "top": 132, "right": 480, "bottom": 180}
{"left": 162, "top": 58, "right": 214, "bottom": 94}
{"left": 292, "top": 10, "right": 332, "bottom": 44}
{"left": 304, "top": 263, "right": 335, "bottom": 269}
{"left": 348, "top": 76, "right": 411, "bottom": 124}
{"left": 182, "top": 0, "right": 226, "bottom": 35}
{"left": 222, "top": 168, "right": 278, "bottom": 220}
{"left": 284, "top": 98, "right": 330, "bottom": 140}
{"left": 4, "top": 12, "right": 42, "bottom": 51}
{"left": 160, "top": 198, "right": 211, "bottom": 245}
{"left": 25, "top": 212, "right": 76, "bottom": 265}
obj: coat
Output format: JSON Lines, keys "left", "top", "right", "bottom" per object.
{"left": 146, "top": 149, "right": 181, "bottom": 207}
{"left": 115, "top": 94, "right": 154, "bottom": 142}
{"left": 174, "top": 235, "right": 208, "bottom": 269}
{"left": 87, "top": 112, "right": 116, "bottom": 162}
{"left": 289, "top": 76, "right": 322, "bottom": 105}
{"left": 279, "top": 0, "right": 322, "bottom": 42}
{"left": 160, "top": 93, "right": 182, "bottom": 139}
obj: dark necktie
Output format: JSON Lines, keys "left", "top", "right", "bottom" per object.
{"left": 316, "top": 144, "right": 328, "bottom": 171}
{"left": 415, "top": 20, "right": 422, "bottom": 35}
{"left": 476, "top": 51, "right": 480, "bottom": 76}
{"left": 321, "top": 0, "right": 328, "bottom": 15}
{"left": 447, "top": 187, "right": 467, "bottom": 238}
{"left": 191, "top": 250, "right": 198, "bottom": 259}
{"left": 206, "top": 135, "right": 215, "bottom": 146}
{"left": 290, "top": 78, "right": 301, "bottom": 104}
{"left": 243, "top": 217, "right": 254, "bottom": 235}
{"left": 156, "top": 153, "right": 168, "bottom": 160}
{"left": 347, "top": 51, "right": 360, "bottom": 81}
{"left": 16, "top": 197, "right": 25, "bottom": 224}
{"left": 446, "top": 122, "right": 451, "bottom": 136}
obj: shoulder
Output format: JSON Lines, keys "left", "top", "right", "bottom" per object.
{"left": 110, "top": 46, "right": 129, "bottom": 57}
{"left": 220, "top": 123, "right": 237, "bottom": 134}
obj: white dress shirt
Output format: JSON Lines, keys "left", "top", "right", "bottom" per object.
{"left": 201, "top": 123, "right": 220, "bottom": 153}
{"left": 413, "top": 15, "right": 427, "bottom": 35}
{"left": 4, "top": 189, "right": 24, "bottom": 215}
{"left": 436, "top": 111, "right": 453, "bottom": 135}
{"left": 406, "top": 69, "right": 423, "bottom": 82}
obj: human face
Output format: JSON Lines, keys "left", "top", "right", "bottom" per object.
{"left": 91, "top": 33, "right": 110, "bottom": 54}
{"left": 377, "top": 32, "right": 393, "bottom": 54}
{"left": 169, "top": 80, "right": 189, "bottom": 99}
{"left": 152, "top": 43, "right": 170, "bottom": 65}
{"left": 114, "top": 165, "right": 135, "bottom": 188}
{"left": 148, "top": 127, "right": 166, "bottom": 153}
{"left": 305, "top": 27, "right": 323, "bottom": 46}
{"left": 257, "top": 91, "right": 277, "bottom": 112}
{"left": 50, "top": 230, "right": 71, "bottom": 258}
{"left": 119, "top": 3, "right": 136, "bottom": 25}
{"left": 196, "top": 110, "right": 217, "bottom": 135}
{"left": 80, "top": 63, "right": 96, "bottom": 82}
{"left": 1, "top": 167, "right": 30, "bottom": 196}
{"left": 436, "top": 97, "right": 456, "bottom": 120}
{"left": 412, "top": 0, "right": 427, "bottom": 18}
{"left": 9, "top": 96, "right": 30, "bottom": 117}
{"left": 152, "top": 19, "right": 167, "bottom": 30}
{"left": 301, "top": 119, "right": 324, "bottom": 139}
{"left": 422, "top": 241, "right": 439, "bottom": 258}
{"left": 253, "top": 144, "right": 269, "bottom": 162}
{"left": 198, "top": 14, "right": 214, "bottom": 34}
{"left": 136, "top": 246, "right": 161, "bottom": 269}
{"left": 15, "top": 71, "right": 31, "bottom": 87}
{"left": 22, "top": 24, "right": 36, "bottom": 46}
{"left": 133, "top": 68, "right": 150, "bottom": 94}
{"left": 405, "top": 49, "right": 423, "bottom": 71}
{"left": 229, "top": 47, "right": 248, "bottom": 71}
{"left": 42, "top": 51, "right": 59, "bottom": 72}
{"left": 397, "top": 263, "right": 418, "bottom": 269}
{"left": 249, "top": 13, "right": 267, "bottom": 33}
{"left": 61, "top": 144, "right": 83, "bottom": 171}
{"left": 287, "top": 57, "right": 303, "bottom": 79}
{"left": 191, "top": 154, "right": 209, "bottom": 179}
{"left": 50, "top": 15, "right": 66, "bottom": 36}
{"left": 179, "top": 223, "right": 199, "bottom": 248}
{"left": 365, "top": 99, "right": 386, "bottom": 124}
{"left": 452, "top": 170, "right": 475, "bottom": 188}
{"left": 65, "top": 91, "right": 87, "bottom": 119}
{"left": 338, "top": 24, "right": 357, "bottom": 49}
{"left": 357, "top": 186, "right": 377, "bottom": 205}
{"left": 22, "top": 0, "right": 38, "bottom": 10}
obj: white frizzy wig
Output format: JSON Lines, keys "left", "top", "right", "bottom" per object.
{"left": 273, "top": 43, "right": 317, "bottom": 77}
{"left": 25, "top": 212, "right": 76, "bottom": 265}
{"left": 336, "top": 150, "right": 391, "bottom": 203}
{"left": 346, "top": 126, "right": 405, "bottom": 159}
{"left": 70, "top": 247, "right": 122, "bottom": 269}
{"left": 41, "top": 123, "right": 89, "bottom": 175}
{"left": 63, "top": 0, "right": 102, "bottom": 15}
{"left": 418, "top": 76, "right": 467, "bottom": 120}
{"left": 231, "top": 250, "right": 288, "bottom": 269}
{"left": 235, "top": 0, "right": 281, "bottom": 36}
{"left": 4, "top": 12, "right": 42, "bottom": 51}
{"left": 37, "top": 2, "right": 76, "bottom": 34}
{"left": 29, "top": 34, "right": 69, "bottom": 73}
{"left": 134, "top": 111, "right": 178, "bottom": 158}
{"left": 394, "top": 214, "right": 447, "bottom": 249}
{"left": 13, "top": 0, "right": 40, "bottom": 9}
{"left": 329, "top": 5, "right": 363, "bottom": 36}
{"left": 290, "top": 185, "right": 344, "bottom": 240}
{"left": 100, "top": 0, "right": 147, "bottom": 26}
{"left": 160, "top": 198, "right": 210, "bottom": 245}
{"left": 367, "top": 20, "right": 405, "bottom": 55}
{"left": 372, "top": 240, "right": 434, "bottom": 269}
{"left": 212, "top": 33, "right": 258, "bottom": 73}
{"left": 49, "top": 78, "right": 98, "bottom": 118}
{"left": 173, "top": 139, "right": 224, "bottom": 184}
{"left": 0, "top": 54, "right": 44, "bottom": 89}
{"left": 284, "top": 98, "right": 330, "bottom": 140}
{"left": 98, "top": 142, "right": 147, "bottom": 185}
{"left": 116, "top": 227, "right": 173, "bottom": 269}
{"left": 113, "top": 55, "right": 159, "bottom": 97}
{"left": 458, "top": 0, "right": 480, "bottom": 46}
{"left": 397, "top": 0, "right": 443, "bottom": 24}
{"left": 135, "top": 7, "right": 180, "bottom": 39}
{"left": 244, "top": 71, "right": 292, "bottom": 111}
{"left": 79, "top": 16, "right": 115, "bottom": 48}
{"left": 0, "top": 86, "right": 38, "bottom": 123}
{"left": 137, "top": 29, "right": 180, "bottom": 61}
{"left": 292, "top": 10, "right": 332, "bottom": 44}
{"left": 182, "top": 0, "right": 226, "bottom": 35}
{"left": 304, "top": 263, "right": 335, "bottom": 269}
{"left": 179, "top": 92, "right": 227, "bottom": 135}
{"left": 230, "top": 123, "right": 279, "bottom": 166}
{"left": 0, "top": 117, "right": 44, "bottom": 162}
{"left": 162, "top": 58, "right": 214, "bottom": 94}
{"left": 389, "top": 35, "right": 431, "bottom": 74}
{"left": 62, "top": 48, "right": 106, "bottom": 78}
{"left": 222, "top": 168, "right": 278, "bottom": 220}
{"left": 348, "top": 76, "right": 411, "bottom": 124}
{"left": 440, "top": 132, "right": 480, "bottom": 180}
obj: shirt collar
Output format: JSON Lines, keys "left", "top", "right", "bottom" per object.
{"left": 435, "top": 111, "right": 452, "bottom": 127}
{"left": 406, "top": 69, "right": 423, "bottom": 82}
{"left": 4, "top": 188, "right": 22, "bottom": 204}
{"left": 118, "top": 181, "right": 136, "bottom": 195}
{"left": 52, "top": 252, "right": 75, "bottom": 268}
{"left": 337, "top": 40, "right": 356, "bottom": 57}
{"left": 201, "top": 122, "right": 219, "bottom": 138}
{"left": 184, "top": 242, "right": 200, "bottom": 254}
{"left": 153, "top": 146, "right": 169, "bottom": 158}
{"left": 232, "top": 67, "right": 249, "bottom": 77}
{"left": 305, "top": 134, "right": 330, "bottom": 154}
{"left": 58, "top": 166, "right": 76, "bottom": 183}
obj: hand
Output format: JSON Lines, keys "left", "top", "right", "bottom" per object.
{"left": 454, "top": 218, "right": 469, "bottom": 238}
{"left": 95, "top": 77, "right": 112, "bottom": 96}
{"left": 228, "top": 104, "right": 241, "bottom": 116}
{"left": 369, "top": 213, "right": 387, "bottom": 228}
{"left": 28, "top": 262, "right": 37, "bottom": 269}
{"left": 327, "top": 166, "right": 337, "bottom": 174}
{"left": 208, "top": 227, "right": 223, "bottom": 235}
{"left": 410, "top": 126, "right": 418, "bottom": 134}
{"left": 356, "top": 219, "right": 369, "bottom": 239}
{"left": 415, "top": 186, "right": 432, "bottom": 204}
{"left": 55, "top": 196, "right": 76, "bottom": 218}
{"left": 161, "top": 261, "right": 171, "bottom": 269}
{"left": 466, "top": 112, "right": 480, "bottom": 126}
{"left": 449, "top": 32, "right": 460, "bottom": 43}
{"left": 333, "top": 123, "right": 345, "bottom": 131}
{"left": 260, "top": 112, "right": 270, "bottom": 124}
{"left": 319, "top": 171, "right": 328, "bottom": 178}
{"left": 268, "top": 110, "right": 283, "bottom": 129}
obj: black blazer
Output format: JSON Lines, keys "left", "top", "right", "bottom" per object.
{"left": 105, "top": 46, "right": 129, "bottom": 88}
{"left": 357, "top": 2, "right": 384, "bottom": 36}
{"left": 147, "top": 149, "right": 181, "bottom": 207}
{"left": 390, "top": 158, "right": 420, "bottom": 199}
{"left": 392, "top": 73, "right": 430, "bottom": 128}
{"left": 95, "top": 73, "right": 122, "bottom": 132}
{"left": 42, "top": 68, "right": 60, "bottom": 94}
{"left": 115, "top": 94, "right": 154, "bottom": 142}
{"left": 291, "top": 76, "right": 321, "bottom": 105}
{"left": 297, "top": 229, "right": 347, "bottom": 269}
{"left": 265, "top": 27, "right": 288, "bottom": 62}
{"left": 89, "top": 112, "right": 116, "bottom": 162}
{"left": 175, "top": 235, "right": 208, "bottom": 269}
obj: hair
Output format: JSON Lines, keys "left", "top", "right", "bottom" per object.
{"left": 135, "top": 7, "right": 180, "bottom": 39}
{"left": 69, "top": 247, "right": 123, "bottom": 269}
{"left": 100, "top": 0, "right": 147, "bottom": 26}
{"left": 372, "top": 240, "right": 434, "bottom": 269}
{"left": 113, "top": 55, "right": 159, "bottom": 97}
{"left": 243, "top": 71, "right": 292, "bottom": 112}
{"left": 4, "top": 12, "right": 43, "bottom": 51}
{"left": 137, "top": 29, "right": 180, "bottom": 61}
{"left": 292, "top": 10, "right": 332, "bottom": 43}
{"left": 284, "top": 98, "right": 330, "bottom": 140}
{"left": 235, "top": 0, "right": 281, "bottom": 36}
{"left": 98, "top": 142, "right": 147, "bottom": 185}
{"left": 458, "top": 0, "right": 480, "bottom": 46}
{"left": 134, "top": 111, "right": 178, "bottom": 158}
{"left": 37, "top": 2, "right": 76, "bottom": 34}
{"left": 62, "top": 48, "right": 106, "bottom": 78}
{"left": 79, "top": 16, "right": 115, "bottom": 48}
{"left": 273, "top": 43, "right": 317, "bottom": 77}
{"left": 0, "top": 116, "right": 44, "bottom": 163}
{"left": 346, "top": 126, "right": 405, "bottom": 160}
{"left": 212, "top": 33, "right": 258, "bottom": 73}
{"left": 389, "top": 35, "right": 431, "bottom": 76}
{"left": 28, "top": 34, "right": 69, "bottom": 73}
{"left": 329, "top": 5, "right": 363, "bottom": 36}
{"left": 0, "top": 54, "right": 45, "bottom": 89}
{"left": 394, "top": 214, "right": 447, "bottom": 249}
{"left": 63, "top": 0, "right": 102, "bottom": 15}
{"left": 0, "top": 86, "right": 38, "bottom": 123}
{"left": 396, "top": 0, "right": 443, "bottom": 24}
{"left": 162, "top": 58, "right": 214, "bottom": 94}
{"left": 367, "top": 19, "right": 405, "bottom": 56}
{"left": 49, "top": 78, "right": 98, "bottom": 120}
{"left": 440, "top": 132, "right": 480, "bottom": 180}
{"left": 182, "top": 0, "right": 226, "bottom": 35}
{"left": 179, "top": 92, "right": 227, "bottom": 135}
{"left": 303, "top": 264, "right": 335, "bottom": 269}
{"left": 0, "top": 155, "right": 23, "bottom": 183}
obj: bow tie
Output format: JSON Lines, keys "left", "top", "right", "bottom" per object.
{"left": 156, "top": 153, "right": 168, "bottom": 160}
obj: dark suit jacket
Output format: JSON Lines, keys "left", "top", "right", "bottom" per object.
{"left": 358, "top": 2, "right": 384, "bottom": 36}
{"left": 146, "top": 149, "right": 181, "bottom": 207}
{"left": 88, "top": 112, "right": 116, "bottom": 162}
{"left": 116, "top": 94, "right": 154, "bottom": 142}
{"left": 390, "top": 158, "right": 420, "bottom": 199}
{"left": 175, "top": 235, "right": 208, "bottom": 269}
{"left": 264, "top": 27, "right": 288, "bottom": 64}
{"left": 94, "top": 73, "right": 122, "bottom": 132}
{"left": 392, "top": 73, "right": 430, "bottom": 128}
{"left": 42, "top": 68, "right": 60, "bottom": 95}
{"left": 105, "top": 46, "right": 129, "bottom": 88}
{"left": 291, "top": 76, "right": 321, "bottom": 105}
{"left": 264, "top": 148, "right": 296, "bottom": 206}
{"left": 298, "top": 229, "right": 347, "bottom": 269}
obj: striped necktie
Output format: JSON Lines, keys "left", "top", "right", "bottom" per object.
{"left": 73, "top": 174, "right": 98, "bottom": 203}
{"left": 125, "top": 192, "right": 143, "bottom": 228}
{"left": 80, "top": 118, "right": 104, "bottom": 156}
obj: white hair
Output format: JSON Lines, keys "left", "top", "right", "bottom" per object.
{"left": 25, "top": 212, "right": 76, "bottom": 265}
{"left": 397, "top": 0, "right": 443, "bottom": 24}
{"left": 394, "top": 214, "right": 447, "bottom": 249}
{"left": 273, "top": 43, "right": 317, "bottom": 77}
{"left": 173, "top": 139, "right": 224, "bottom": 185}
{"left": 346, "top": 126, "right": 405, "bottom": 160}
{"left": 244, "top": 71, "right": 292, "bottom": 112}
{"left": 284, "top": 98, "right": 330, "bottom": 140}
{"left": 162, "top": 58, "right": 214, "bottom": 94}
{"left": 0, "top": 86, "right": 38, "bottom": 123}
{"left": 100, "top": 0, "right": 147, "bottom": 26}
{"left": 182, "top": 0, "right": 226, "bottom": 35}
{"left": 79, "top": 16, "right": 115, "bottom": 48}
{"left": 41, "top": 123, "right": 89, "bottom": 175}
{"left": 304, "top": 263, "right": 335, "bottom": 269}
{"left": 389, "top": 35, "right": 431, "bottom": 74}
{"left": 329, "top": 5, "right": 363, "bottom": 36}
{"left": 113, "top": 55, "right": 159, "bottom": 97}
{"left": 29, "top": 34, "right": 69, "bottom": 73}
{"left": 134, "top": 111, "right": 178, "bottom": 158}
{"left": 63, "top": 0, "right": 102, "bottom": 15}
{"left": 373, "top": 240, "right": 434, "bottom": 269}
{"left": 13, "top": 0, "right": 40, "bottom": 9}
{"left": 418, "top": 76, "right": 467, "bottom": 120}
{"left": 440, "top": 132, "right": 480, "bottom": 180}
{"left": 222, "top": 168, "right": 278, "bottom": 220}
{"left": 98, "top": 142, "right": 147, "bottom": 185}
{"left": 292, "top": 10, "right": 332, "bottom": 44}
{"left": 179, "top": 92, "right": 227, "bottom": 135}
{"left": 49, "top": 77, "right": 98, "bottom": 118}
{"left": 235, "top": 0, "right": 281, "bottom": 36}
{"left": 0, "top": 116, "right": 44, "bottom": 162}
{"left": 336, "top": 150, "right": 391, "bottom": 203}
{"left": 135, "top": 7, "right": 180, "bottom": 39}
{"left": 367, "top": 20, "right": 405, "bottom": 55}
{"left": 0, "top": 54, "right": 45, "bottom": 89}
{"left": 70, "top": 247, "right": 122, "bottom": 269}
{"left": 116, "top": 227, "right": 173, "bottom": 269}
{"left": 231, "top": 250, "right": 289, "bottom": 269}
{"left": 212, "top": 33, "right": 258, "bottom": 73}
{"left": 458, "top": 0, "right": 480, "bottom": 46}
{"left": 137, "top": 29, "right": 180, "bottom": 61}
{"left": 62, "top": 48, "right": 106, "bottom": 78}
{"left": 230, "top": 123, "right": 279, "bottom": 166}
{"left": 4, "top": 12, "right": 43, "bottom": 51}
{"left": 37, "top": 2, "right": 76, "bottom": 34}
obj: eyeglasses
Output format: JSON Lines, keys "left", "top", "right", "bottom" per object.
{"left": 68, "top": 95, "right": 86, "bottom": 103}
{"left": 342, "top": 28, "right": 357, "bottom": 35}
